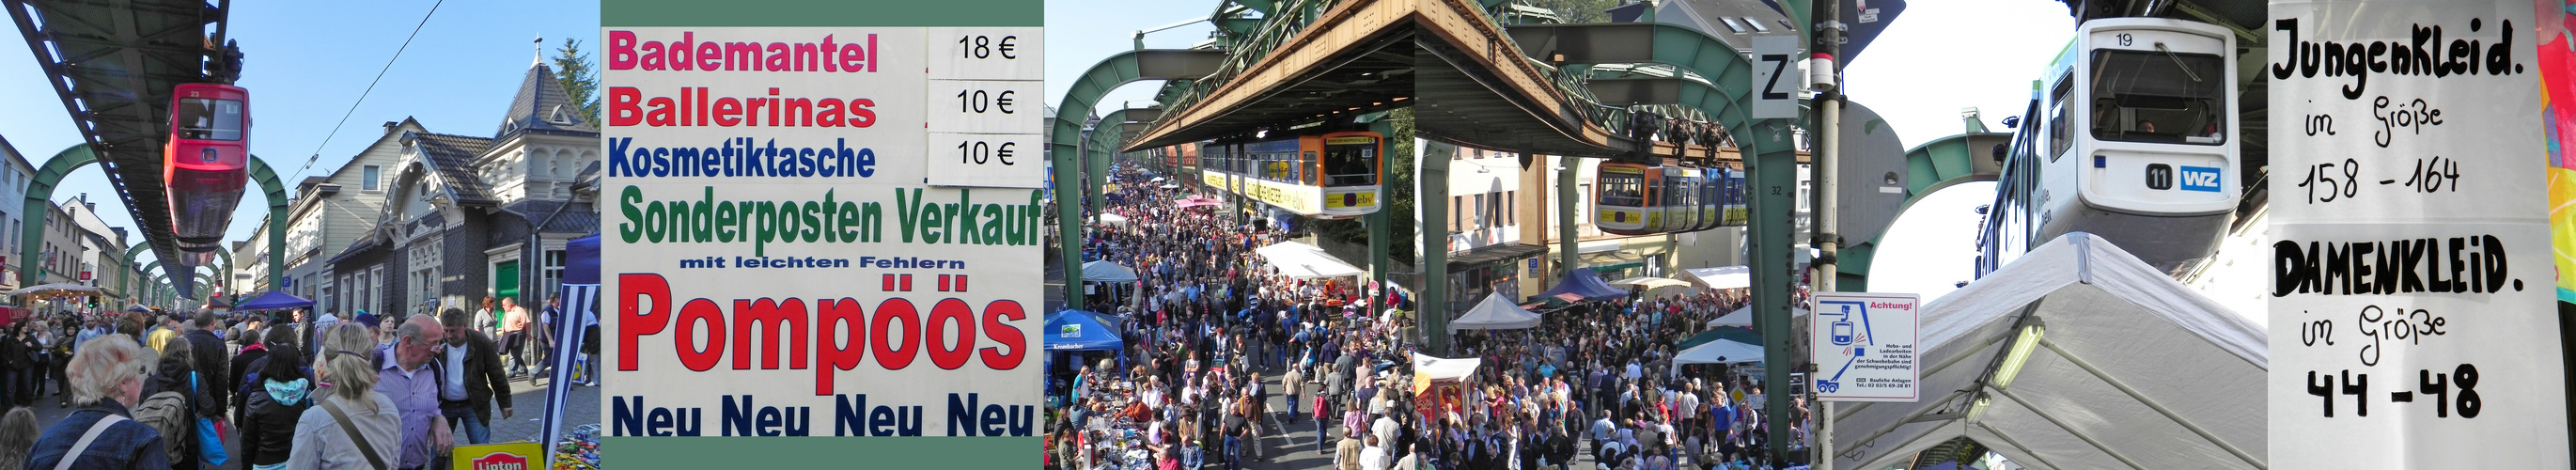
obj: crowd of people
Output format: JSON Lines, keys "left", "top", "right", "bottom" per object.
{"left": 0, "top": 292, "right": 583, "bottom": 470}
{"left": 1045, "top": 166, "right": 1813, "bottom": 470}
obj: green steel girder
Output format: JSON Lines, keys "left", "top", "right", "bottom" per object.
{"left": 247, "top": 155, "right": 288, "bottom": 290}
{"left": 1838, "top": 132, "right": 2010, "bottom": 291}
{"left": 1052, "top": 49, "right": 1226, "bottom": 309}
{"left": 1502, "top": 20, "right": 1802, "bottom": 458}
{"left": 23, "top": 144, "right": 290, "bottom": 300}
{"left": 23, "top": 144, "right": 97, "bottom": 291}
{"left": 1504, "top": 23, "right": 1765, "bottom": 149}
{"left": 1226, "top": 0, "right": 1278, "bottom": 17}
{"left": 1051, "top": 50, "right": 1226, "bottom": 160}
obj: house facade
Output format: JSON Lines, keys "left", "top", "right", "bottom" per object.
{"left": 328, "top": 60, "right": 600, "bottom": 317}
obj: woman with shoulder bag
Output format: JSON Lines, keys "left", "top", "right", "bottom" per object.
{"left": 287, "top": 323, "right": 400, "bottom": 470}
{"left": 23, "top": 335, "right": 169, "bottom": 470}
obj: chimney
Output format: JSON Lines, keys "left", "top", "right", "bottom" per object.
{"left": 385, "top": 121, "right": 400, "bottom": 135}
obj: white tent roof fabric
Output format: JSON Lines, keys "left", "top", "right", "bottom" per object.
{"left": 1080, "top": 260, "right": 1140, "bottom": 283}
{"left": 1828, "top": 233, "right": 2266, "bottom": 470}
{"left": 1672, "top": 339, "right": 1763, "bottom": 371}
{"left": 1098, "top": 212, "right": 1129, "bottom": 226}
{"left": 1449, "top": 292, "right": 1542, "bottom": 333}
{"left": 1257, "top": 241, "right": 1365, "bottom": 279}
{"left": 1412, "top": 353, "right": 1482, "bottom": 382}
{"left": 1705, "top": 306, "right": 1806, "bottom": 328}
{"left": 1685, "top": 265, "right": 1751, "bottom": 290}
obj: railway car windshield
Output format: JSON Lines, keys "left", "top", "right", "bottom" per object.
{"left": 2089, "top": 49, "right": 2225, "bottom": 145}
{"left": 1600, "top": 169, "right": 1645, "bottom": 207}
{"left": 1322, "top": 137, "right": 1378, "bottom": 186}
{"left": 177, "top": 98, "right": 244, "bottom": 141}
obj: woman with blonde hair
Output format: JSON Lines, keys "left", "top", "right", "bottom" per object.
{"left": 286, "top": 322, "right": 399, "bottom": 470}
{"left": 22, "top": 335, "right": 168, "bottom": 469}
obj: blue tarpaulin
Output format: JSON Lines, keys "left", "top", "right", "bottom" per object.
{"left": 540, "top": 234, "right": 601, "bottom": 470}
{"left": 230, "top": 291, "right": 314, "bottom": 310}
{"left": 1534, "top": 268, "right": 1626, "bottom": 302}
{"left": 1045, "top": 310, "right": 1124, "bottom": 352}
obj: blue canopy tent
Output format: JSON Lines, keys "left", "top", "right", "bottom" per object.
{"left": 1045, "top": 309, "right": 1128, "bottom": 404}
{"left": 540, "top": 234, "right": 600, "bottom": 469}
{"left": 230, "top": 291, "right": 314, "bottom": 311}
{"left": 1046, "top": 310, "right": 1125, "bottom": 352}
{"left": 1533, "top": 268, "right": 1626, "bottom": 302}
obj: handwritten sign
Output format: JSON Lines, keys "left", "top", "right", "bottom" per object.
{"left": 2267, "top": 1, "right": 2569, "bottom": 467}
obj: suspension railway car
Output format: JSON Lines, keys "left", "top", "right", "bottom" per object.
{"left": 1593, "top": 162, "right": 1746, "bottom": 236}
{"left": 1197, "top": 131, "right": 1384, "bottom": 219}
{"left": 1978, "top": 18, "right": 2239, "bottom": 277}
{"left": 164, "top": 83, "right": 250, "bottom": 253}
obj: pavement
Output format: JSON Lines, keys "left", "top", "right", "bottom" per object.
{"left": 22, "top": 358, "right": 601, "bottom": 469}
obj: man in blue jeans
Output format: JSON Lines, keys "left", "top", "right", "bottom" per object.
{"left": 434, "top": 308, "right": 513, "bottom": 445}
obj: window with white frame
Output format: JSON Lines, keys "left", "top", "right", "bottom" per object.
{"left": 367, "top": 267, "right": 384, "bottom": 315}
{"left": 363, "top": 164, "right": 382, "bottom": 192}
{"left": 543, "top": 247, "right": 567, "bottom": 300}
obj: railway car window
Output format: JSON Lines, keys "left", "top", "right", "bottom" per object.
{"left": 2089, "top": 49, "right": 2225, "bottom": 145}
{"left": 1600, "top": 171, "right": 1644, "bottom": 207}
{"left": 178, "top": 98, "right": 243, "bottom": 141}
{"left": 1324, "top": 141, "right": 1378, "bottom": 186}
{"left": 1302, "top": 151, "right": 1318, "bottom": 185}
{"left": 2048, "top": 75, "right": 2073, "bottom": 158}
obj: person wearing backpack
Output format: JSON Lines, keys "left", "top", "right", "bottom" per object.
{"left": 23, "top": 334, "right": 170, "bottom": 470}
{"left": 240, "top": 343, "right": 309, "bottom": 470}
{"left": 133, "top": 336, "right": 215, "bottom": 470}
{"left": 289, "top": 322, "right": 400, "bottom": 470}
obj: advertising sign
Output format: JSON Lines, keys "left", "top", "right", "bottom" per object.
{"left": 2267, "top": 1, "right": 2569, "bottom": 467}
{"left": 451, "top": 442, "right": 542, "bottom": 470}
{"left": 1810, "top": 291, "right": 1918, "bottom": 401}
{"left": 600, "top": 25, "right": 1042, "bottom": 439}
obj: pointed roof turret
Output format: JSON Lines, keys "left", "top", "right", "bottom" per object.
{"left": 495, "top": 61, "right": 600, "bottom": 139}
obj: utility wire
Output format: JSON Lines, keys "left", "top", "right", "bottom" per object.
{"left": 289, "top": 0, "right": 445, "bottom": 182}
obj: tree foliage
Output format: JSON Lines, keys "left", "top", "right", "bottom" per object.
{"left": 552, "top": 39, "right": 601, "bottom": 126}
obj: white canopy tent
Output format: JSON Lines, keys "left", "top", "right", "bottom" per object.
{"left": 1448, "top": 292, "right": 1541, "bottom": 333}
{"left": 1705, "top": 306, "right": 1806, "bottom": 328}
{"left": 1684, "top": 265, "right": 1751, "bottom": 290}
{"left": 1097, "top": 212, "right": 1129, "bottom": 227}
{"left": 1412, "top": 353, "right": 1483, "bottom": 382}
{"left": 1080, "top": 260, "right": 1140, "bottom": 283}
{"left": 1826, "top": 233, "right": 2266, "bottom": 470}
{"left": 1256, "top": 241, "right": 1365, "bottom": 279}
{"left": 1669, "top": 338, "right": 1764, "bottom": 374}
{"left": 1608, "top": 276, "right": 1693, "bottom": 290}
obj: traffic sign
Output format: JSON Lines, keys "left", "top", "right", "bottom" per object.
{"left": 1811, "top": 291, "right": 1918, "bottom": 401}
{"left": 1751, "top": 36, "right": 1802, "bottom": 119}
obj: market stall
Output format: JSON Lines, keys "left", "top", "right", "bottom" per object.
{"left": 1410, "top": 353, "right": 1481, "bottom": 421}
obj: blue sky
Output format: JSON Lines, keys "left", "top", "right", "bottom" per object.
{"left": 0, "top": 0, "right": 599, "bottom": 271}
{"left": 1045, "top": 0, "right": 2073, "bottom": 302}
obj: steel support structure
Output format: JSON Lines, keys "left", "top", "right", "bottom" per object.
{"left": 1049, "top": 49, "right": 1227, "bottom": 311}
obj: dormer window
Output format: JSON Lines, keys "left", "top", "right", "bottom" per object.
{"left": 548, "top": 104, "right": 577, "bottom": 125}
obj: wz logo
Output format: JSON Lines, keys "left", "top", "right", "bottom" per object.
{"left": 2178, "top": 165, "right": 2222, "bottom": 192}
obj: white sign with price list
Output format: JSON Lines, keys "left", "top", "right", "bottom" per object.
{"left": 928, "top": 28, "right": 1044, "bottom": 188}
{"left": 2267, "top": 1, "right": 2568, "bottom": 468}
